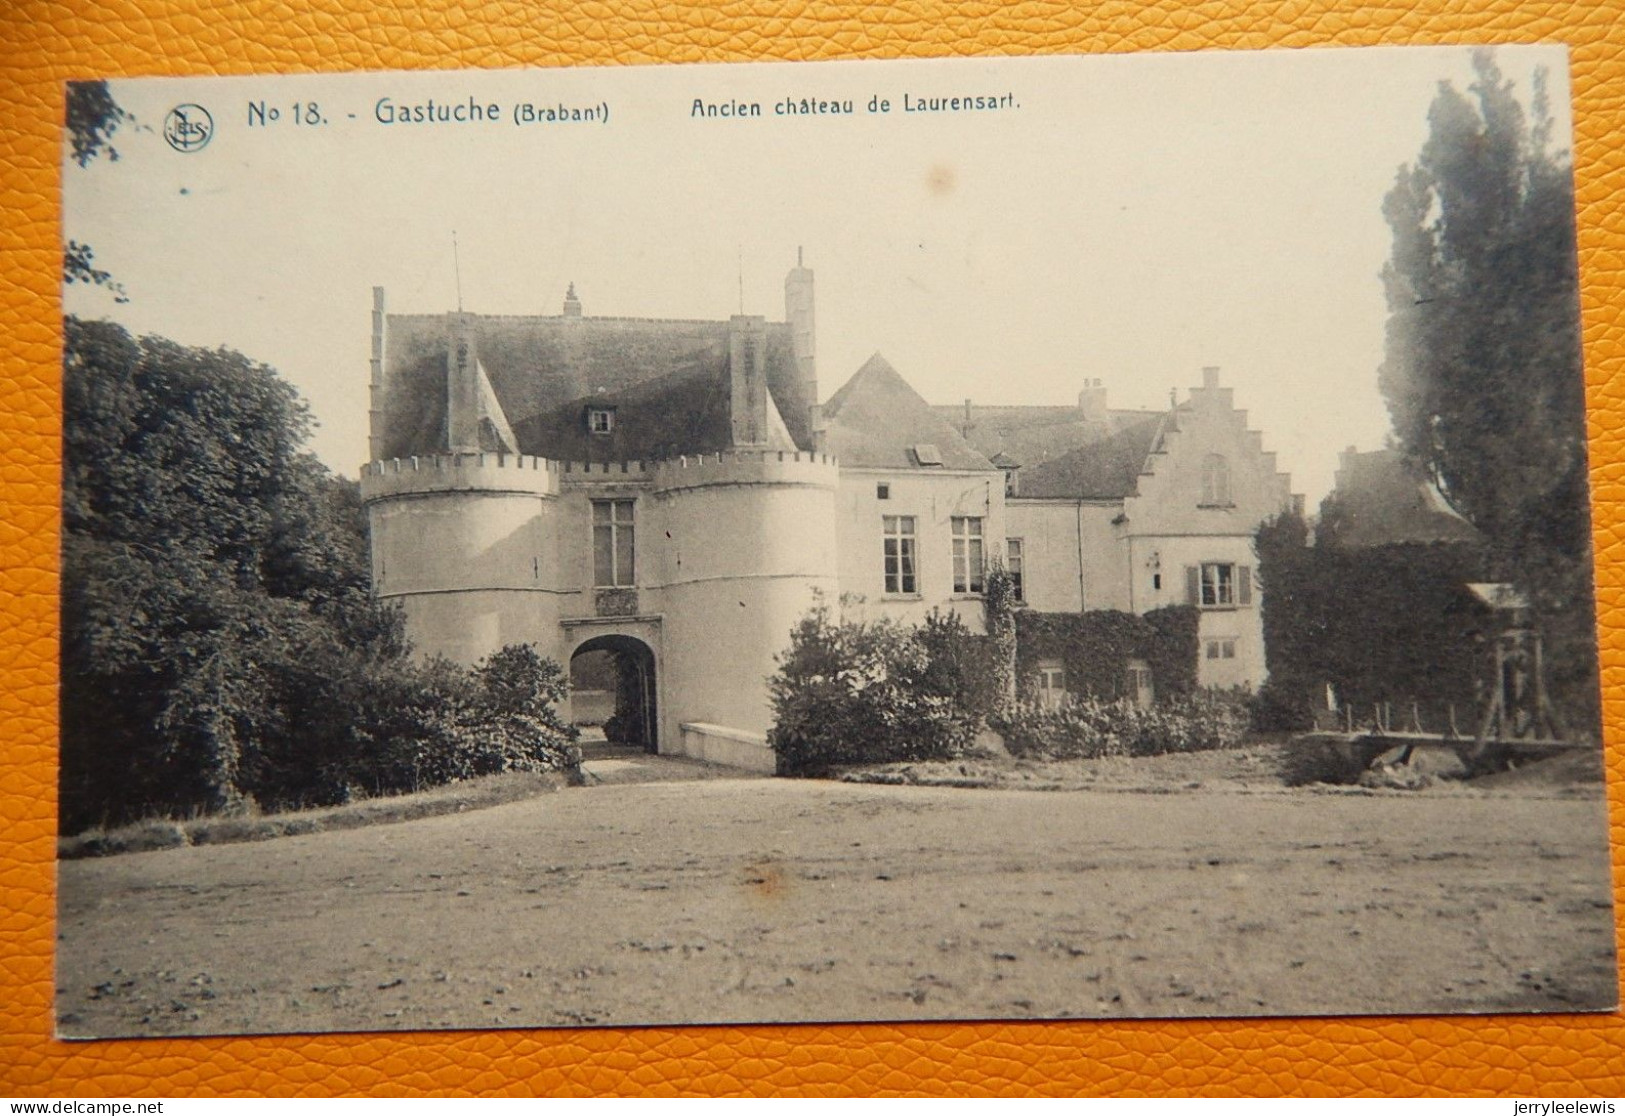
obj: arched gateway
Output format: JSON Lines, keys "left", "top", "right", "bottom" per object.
{"left": 568, "top": 633, "right": 658, "bottom": 751}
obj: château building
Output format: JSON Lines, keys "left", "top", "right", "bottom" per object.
{"left": 360, "top": 254, "right": 1299, "bottom": 770}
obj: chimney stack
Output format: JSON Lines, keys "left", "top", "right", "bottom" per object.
{"left": 728, "top": 315, "right": 770, "bottom": 447}
{"left": 1202, "top": 365, "right": 1221, "bottom": 390}
{"left": 563, "top": 282, "right": 582, "bottom": 318}
{"left": 368, "top": 286, "right": 387, "bottom": 462}
{"left": 445, "top": 313, "right": 483, "bottom": 452}
{"left": 784, "top": 250, "right": 819, "bottom": 451}
{"left": 1077, "top": 377, "right": 1108, "bottom": 424}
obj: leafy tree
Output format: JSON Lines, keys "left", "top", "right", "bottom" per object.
{"left": 60, "top": 319, "right": 576, "bottom": 830}
{"left": 63, "top": 81, "right": 130, "bottom": 302}
{"left": 1377, "top": 49, "right": 1596, "bottom": 725}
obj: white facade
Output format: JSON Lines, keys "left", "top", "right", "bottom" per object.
{"left": 362, "top": 262, "right": 1299, "bottom": 768}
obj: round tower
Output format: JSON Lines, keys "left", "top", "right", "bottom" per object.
{"left": 646, "top": 450, "right": 839, "bottom": 767}
{"left": 360, "top": 453, "right": 563, "bottom": 666}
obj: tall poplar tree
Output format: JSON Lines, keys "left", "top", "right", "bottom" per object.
{"left": 1377, "top": 50, "right": 1596, "bottom": 725}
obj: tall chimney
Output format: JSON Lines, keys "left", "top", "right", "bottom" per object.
{"left": 368, "top": 286, "right": 387, "bottom": 462}
{"left": 784, "top": 249, "right": 818, "bottom": 450}
{"left": 1077, "top": 377, "right": 1108, "bottom": 424}
{"left": 728, "top": 315, "right": 770, "bottom": 447}
{"left": 1202, "top": 365, "right": 1221, "bottom": 390}
{"left": 445, "top": 312, "right": 482, "bottom": 452}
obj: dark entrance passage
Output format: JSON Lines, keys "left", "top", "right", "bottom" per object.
{"left": 570, "top": 635, "right": 657, "bottom": 752}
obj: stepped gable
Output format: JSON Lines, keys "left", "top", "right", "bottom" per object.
{"left": 511, "top": 363, "right": 797, "bottom": 462}
{"left": 933, "top": 402, "right": 1163, "bottom": 472}
{"left": 379, "top": 310, "right": 808, "bottom": 459}
{"left": 823, "top": 353, "right": 995, "bottom": 471}
{"left": 1017, "top": 413, "right": 1167, "bottom": 499}
{"left": 1322, "top": 447, "right": 1482, "bottom": 549}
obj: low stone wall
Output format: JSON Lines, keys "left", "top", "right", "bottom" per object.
{"left": 676, "top": 722, "right": 777, "bottom": 774}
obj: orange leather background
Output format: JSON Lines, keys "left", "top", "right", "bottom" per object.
{"left": 4, "top": 0, "right": 1623, "bottom": 1097}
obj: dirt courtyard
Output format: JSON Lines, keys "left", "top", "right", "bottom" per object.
{"left": 56, "top": 768, "right": 1617, "bottom": 1038}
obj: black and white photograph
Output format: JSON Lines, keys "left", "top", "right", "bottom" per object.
{"left": 57, "top": 46, "right": 1616, "bottom": 1038}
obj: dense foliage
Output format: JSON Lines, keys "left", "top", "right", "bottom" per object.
{"left": 768, "top": 592, "right": 1210, "bottom": 775}
{"left": 1012, "top": 606, "right": 1199, "bottom": 704}
{"left": 1377, "top": 50, "right": 1598, "bottom": 731}
{"left": 767, "top": 603, "right": 995, "bottom": 777}
{"left": 1252, "top": 511, "right": 1491, "bottom": 733}
{"left": 61, "top": 319, "right": 577, "bottom": 832}
{"left": 1000, "top": 691, "right": 1248, "bottom": 761}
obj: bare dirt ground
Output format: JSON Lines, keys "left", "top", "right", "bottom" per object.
{"left": 56, "top": 752, "right": 1616, "bottom": 1038}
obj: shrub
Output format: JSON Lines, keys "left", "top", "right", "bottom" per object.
{"left": 999, "top": 690, "right": 1248, "bottom": 761}
{"left": 768, "top": 603, "right": 982, "bottom": 777}
{"left": 351, "top": 645, "right": 580, "bottom": 792}
{"left": 1247, "top": 677, "right": 1317, "bottom": 733}
{"left": 914, "top": 609, "right": 1004, "bottom": 729}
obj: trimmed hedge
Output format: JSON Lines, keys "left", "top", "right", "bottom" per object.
{"left": 1254, "top": 512, "right": 1491, "bottom": 732}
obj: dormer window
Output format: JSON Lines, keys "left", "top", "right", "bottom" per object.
{"left": 989, "top": 451, "right": 1021, "bottom": 497}
{"left": 911, "top": 443, "right": 943, "bottom": 467}
{"left": 587, "top": 407, "right": 615, "bottom": 435}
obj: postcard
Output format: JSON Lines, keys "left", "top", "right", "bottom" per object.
{"left": 56, "top": 46, "right": 1615, "bottom": 1038}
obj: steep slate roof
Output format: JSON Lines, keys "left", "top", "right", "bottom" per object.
{"left": 1322, "top": 448, "right": 1482, "bottom": 549}
{"left": 510, "top": 364, "right": 796, "bottom": 463}
{"left": 932, "top": 403, "right": 1164, "bottom": 473}
{"left": 377, "top": 310, "right": 811, "bottom": 460}
{"left": 1017, "top": 414, "right": 1166, "bottom": 499}
{"left": 823, "top": 354, "right": 995, "bottom": 471}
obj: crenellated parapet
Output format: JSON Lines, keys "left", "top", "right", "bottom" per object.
{"left": 361, "top": 451, "right": 847, "bottom": 502}
{"left": 556, "top": 460, "right": 653, "bottom": 485}
{"left": 650, "top": 449, "right": 840, "bottom": 497}
{"left": 360, "top": 452, "right": 560, "bottom": 501}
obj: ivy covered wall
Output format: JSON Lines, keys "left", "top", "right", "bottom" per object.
{"left": 1013, "top": 605, "right": 1199, "bottom": 703}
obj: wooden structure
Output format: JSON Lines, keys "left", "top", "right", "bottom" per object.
{"left": 1297, "top": 582, "right": 1582, "bottom": 777}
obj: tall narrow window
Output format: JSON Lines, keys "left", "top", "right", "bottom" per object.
{"left": 593, "top": 499, "right": 636, "bottom": 587}
{"left": 1201, "top": 562, "right": 1234, "bottom": 607}
{"left": 1201, "top": 453, "right": 1232, "bottom": 506}
{"left": 1037, "top": 662, "right": 1067, "bottom": 711}
{"left": 952, "top": 516, "right": 985, "bottom": 594}
{"left": 882, "top": 515, "right": 917, "bottom": 594}
{"left": 1006, "top": 538, "right": 1024, "bottom": 602}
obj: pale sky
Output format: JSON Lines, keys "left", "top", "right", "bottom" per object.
{"left": 61, "top": 46, "right": 1573, "bottom": 505}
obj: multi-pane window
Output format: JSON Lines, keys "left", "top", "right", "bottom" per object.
{"left": 952, "top": 516, "right": 985, "bottom": 594}
{"left": 882, "top": 515, "right": 917, "bottom": 595}
{"left": 1205, "top": 638, "right": 1237, "bottom": 660}
{"left": 588, "top": 408, "right": 614, "bottom": 434}
{"left": 1201, "top": 453, "right": 1232, "bottom": 506}
{"left": 1201, "top": 562, "right": 1235, "bottom": 607}
{"left": 1006, "top": 538, "right": 1024, "bottom": 602}
{"left": 592, "top": 499, "right": 636, "bottom": 587}
{"left": 1190, "top": 561, "right": 1249, "bottom": 609}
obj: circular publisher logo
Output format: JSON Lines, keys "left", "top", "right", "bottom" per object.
{"left": 163, "top": 104, "right": 213, "bottom": 152}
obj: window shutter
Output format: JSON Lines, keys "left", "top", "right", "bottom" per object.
{"left": 1186, "top": 566, "right": 1200, "bottom": 606}
{"left": 1237, "top": 565, "right": 1252, "bottom": 606}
